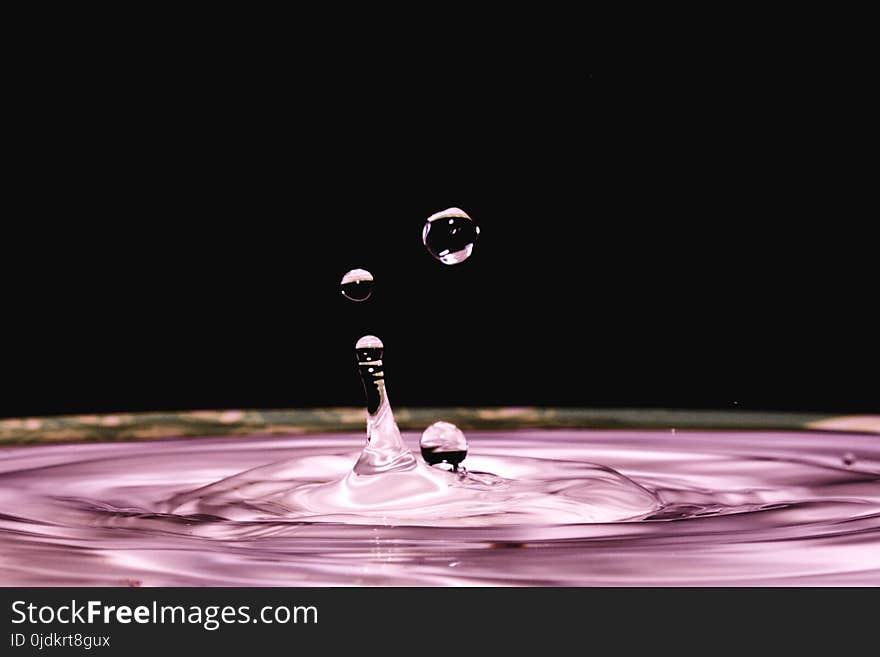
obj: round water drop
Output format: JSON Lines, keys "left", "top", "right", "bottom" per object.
{"left": 420, "top": 421, "right": 469, "bottom": 470}
{"left": 355, "top": 334, "right": 383, "bottom": 350}
{"left": 340, "top": 269, "right": 374, "bottom": 302}
{"left": 422, "top": 208, "right": 478, "bottom": 265}
{"left": 842, "top": 452, "right": 856, "bottom": 467}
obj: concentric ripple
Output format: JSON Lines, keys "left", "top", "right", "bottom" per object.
{"left": 0, "top": 429, "right": 878, "bottom": 585}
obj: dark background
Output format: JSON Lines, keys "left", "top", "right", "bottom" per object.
{"left": 3, "top": 58, "right": 876, "bottom": 417}
{"left": 0, "top": 587, "right": 868, "bottom": 654}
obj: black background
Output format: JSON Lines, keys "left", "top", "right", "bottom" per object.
{"left": 3, "top": 56, "right": 876, "bottom": 418}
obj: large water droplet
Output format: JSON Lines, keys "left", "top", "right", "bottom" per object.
{"left": 420, "top": 421, "right": 469, "bottom": 469}
{"left": 340, "top": 269, "right": 374, "bottom": 302}
{"left": 842, "top": 452, "right": 857, "bottom": 467}
{"left": 422, "top": 208, "right": 478, "bottom": 265}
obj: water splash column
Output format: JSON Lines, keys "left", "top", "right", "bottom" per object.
{"left": 352, "top": 335, "right": 418, "bottom": 475}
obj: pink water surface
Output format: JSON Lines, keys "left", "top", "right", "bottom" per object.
{"left": 1, "top": 429, "right": 878, "bottom": 586}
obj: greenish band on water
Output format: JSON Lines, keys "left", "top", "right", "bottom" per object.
{"left": 2, "top": 408, "right": 878, "bottom": 446}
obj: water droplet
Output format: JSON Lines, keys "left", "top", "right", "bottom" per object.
{"left": 420, "top": 421, "right": 468, "bottom": 469}
{"left": 422, "top": 208, "right": 478, "bottom": 265}
{"left": 842, "top": 452, "right": 856, "bottom": 467}
{"left": 340, "top": 269, "right": 374, "bottom": 302}
{"left": 355, "top": 334, "right": 383, "bottom": 350}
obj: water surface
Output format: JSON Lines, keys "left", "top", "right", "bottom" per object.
{"left": 0, "top": 428, "right": 878, "bottom": 585}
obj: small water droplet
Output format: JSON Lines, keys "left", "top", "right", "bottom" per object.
{"left": 842, "top": 452, "right": 856, "bottom": 467}
{"left": 420, "top": 421, "right": 468, "bottom": 469}
{"left": 340, "top": 269, "right": 374, "bottom": 302}
{"left": 356, "top": 335, "right": 383, "bottom": 350}
{"left": 422, "top": 208, "right": 478, "bottom": 265}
